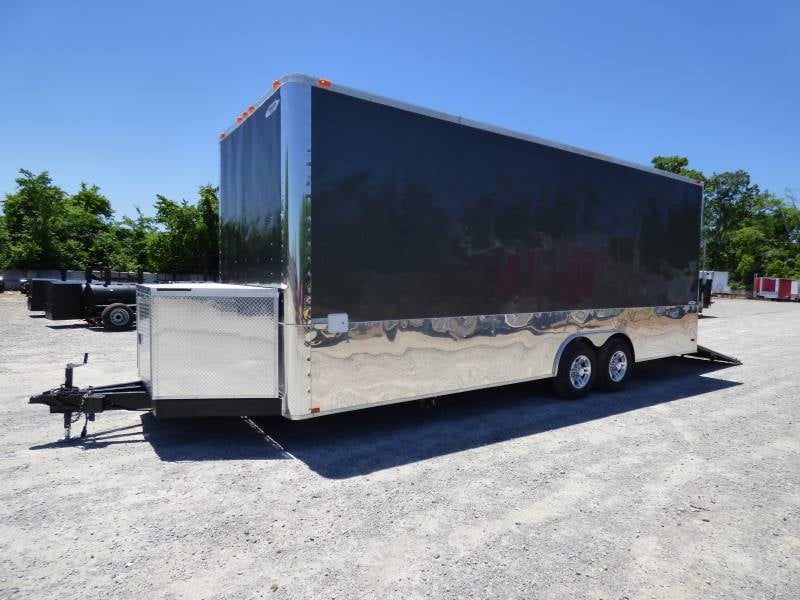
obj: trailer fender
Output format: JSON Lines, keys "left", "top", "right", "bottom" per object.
{"left": 551, "top": 330, "right": 631, "bottom": 376}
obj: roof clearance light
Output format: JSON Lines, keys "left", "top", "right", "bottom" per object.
{"left": 318, "top": 79, "right": 332, "bottom": 87}
{"left": 236, "top": 116, "right": 243, "bottom": 124}
{"left": 248, "top": 105, "right": 255, "bottom": 114}
{"left": 241, "top": 111, "right": 249, "bottom": 118}
{"left": 219, "top": 133, "right": 226, "bottom": 140}
{"left": 272, "top": 80, "right": 280, "bottom": 90}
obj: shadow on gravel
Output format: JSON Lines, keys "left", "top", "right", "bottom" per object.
{"left": 141, "top": 416, "right": 290, "bottom": 461}
{"left": 140, "top": 357, "right": 741, "bottom": 477}
{"left": 43, "top": 323, "right": 127, "bottom": 333}
{"left": 30, "top": 423, "right": 148, "bottom": 451}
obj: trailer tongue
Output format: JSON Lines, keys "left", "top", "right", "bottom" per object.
{"left": 30, "top": 380, "right": 150, "bottom": 439}
{"left": 28, "top": 351, "right": 148, "bottom": 438}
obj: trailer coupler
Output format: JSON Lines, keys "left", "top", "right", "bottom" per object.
{"left": 29, "top": 355, "right": 151, "bottom": 439}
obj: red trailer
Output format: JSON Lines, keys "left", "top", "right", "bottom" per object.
{"left": 754, "top": 276, "right": 795, "bottom": 300}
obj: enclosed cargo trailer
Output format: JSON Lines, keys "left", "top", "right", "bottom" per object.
{"left": 754, "top": 276, "right": 793, "bottom": 300}
{"left": 699, "top": 270, "right": 729, "bottom": 294}
{"left": 31, "top": 74, "right": 740, "bottom": 437}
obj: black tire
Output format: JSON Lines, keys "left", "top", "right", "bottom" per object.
{"left": 553, "top": 340, "right": 597, "bottom": 400}
{"left": 595, "top": 338, "right": 633, "bottom": 392}
{"left": 101, "top": 303, "right": 133, "bottom": 331}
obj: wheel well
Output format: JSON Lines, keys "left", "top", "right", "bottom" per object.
{"left": 552, "top": 336, "right": 594, "bottom": 375}
{"left": 604, "top": 333, "right": 635, "bottom": 362}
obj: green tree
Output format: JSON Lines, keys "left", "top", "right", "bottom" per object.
{"left": 196, "top": 185, "right": 219, "bottom": 275}
{"left": 651, "top": 157, "right": 799, "bottom": 287}
{"left": 0, "top": 215, "right": 11, "bottom": 269}
{"left": 2, "top": 169, "right": 67, "bottom": 268}
{"left": 702, "top": 170, "right": 763, "bottom": 274}
{"left": 1, "top": 170, "right": 118, "bottom": 270}
{"left": 54, "top": 183, "right": 115, "bottom": 268}
{"left": 97, "top": 208, "right": 158, "bottom": 272}
{"left": 1, "top": 169, "right": 220, "bottom": 276}
{"left": 650, "top": 156, "right": 705, "bottom": 181}
{"left": 149, "top": 185, "right": 219, "bottom": 275}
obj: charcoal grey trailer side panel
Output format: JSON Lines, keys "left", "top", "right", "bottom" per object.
{"left": 310, "top": 87, "right": 702, "bottom": 320}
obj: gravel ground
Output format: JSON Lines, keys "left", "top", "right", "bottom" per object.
{"left": 1, "top": 293, "right": 798, "bottom": 599}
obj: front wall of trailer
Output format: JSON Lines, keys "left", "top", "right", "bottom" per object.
{"left": 219, "top": 90, "right": 283, "bottom": 285}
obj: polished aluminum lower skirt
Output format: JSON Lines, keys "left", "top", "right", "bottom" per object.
{"left": 283, "top": 305, "right": 697, "bottom": 418}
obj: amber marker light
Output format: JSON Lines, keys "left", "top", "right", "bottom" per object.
{"left": 236, "top": 116, "right": 243, "bottom": 124}
{"left": 219, "top": 133, "right": 226, "bottom": 140}
{"left": 272, "top": 80, "right": 280, "bottom": 90}
{"left": 248, "top": 105, "right": 255, "bottom": 114}
{"left": 318, "top": 79, "right": 332, "bottom": 87}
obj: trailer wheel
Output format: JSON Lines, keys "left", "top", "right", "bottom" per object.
{"left": 595, "top": 338, "right": 633, "bottom": 392}
{"left": 101, "top": 303, "right": 133, "bottom": 330}
{"left": 553, "top": 340, "right": 597, "bottom": 400}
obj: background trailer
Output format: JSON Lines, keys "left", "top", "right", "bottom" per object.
{"left": 754, "top": 276, "right": 794, "bottom": 300}
{"left": 31, "top": 74, "right": 738, "bottom": 435}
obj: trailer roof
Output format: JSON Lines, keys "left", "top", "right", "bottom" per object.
{"left": 222, "top": 73, "right": 702, "bottom": 187}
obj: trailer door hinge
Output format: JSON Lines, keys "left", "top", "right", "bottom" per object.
{"left": 327, "top": 313, "right": 349, "bottom": 333}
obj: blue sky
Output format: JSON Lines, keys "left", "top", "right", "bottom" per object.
{"left": 1, "top": 1, "right": 797, "bottom": 217}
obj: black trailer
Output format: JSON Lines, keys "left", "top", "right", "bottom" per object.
{"left": 31, "top": 74, "right": 740, "bottom": 438}
{"left": 44, "top": 281, "right": 85, "bottom": 320}
{"left": 82, "top": 283, "right": 137, "bottom": 330}
{"left": 26, "top": 274, "right": 137, "bottom": 330}
{"left": 27, "top": 278, "right": 56, "bottom": 311}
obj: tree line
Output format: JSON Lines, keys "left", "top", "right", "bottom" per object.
{"left": 0, "top": 170, "right": 218, "bottom": 275}
{"left": 1, "top": 158, "right": 798, "bottom": 287}
{"left": 651, "top": 156, "right": 799, "bottom": 286}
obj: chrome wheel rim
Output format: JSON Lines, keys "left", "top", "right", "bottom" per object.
{"left": 608, "top": 350, "right": 628, "bottom": 382}
{"left": 569, "top": 355, "right": 592, "bottom": 389}
{"left": 109, "top": 308, "right": 129, "bottom": 326}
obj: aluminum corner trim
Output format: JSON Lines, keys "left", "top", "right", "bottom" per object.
{"left": 280, "top": 81, "right": 312, "bottom": 326}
